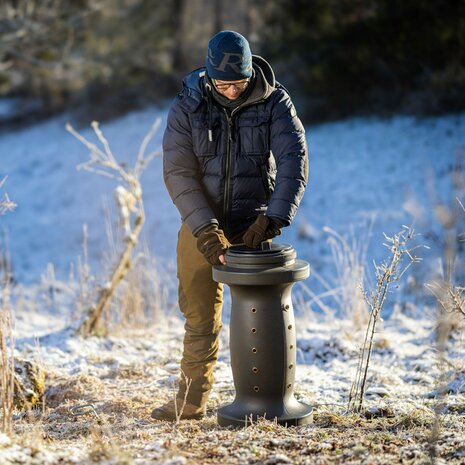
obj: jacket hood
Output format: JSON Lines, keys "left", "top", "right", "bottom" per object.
{"left": 252, "top": 55, "right": 275, "bottom": 97}
{"left": 178, "top": 55, "right": 276, "bottom": 113}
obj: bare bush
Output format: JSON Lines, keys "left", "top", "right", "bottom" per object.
{"left": 348, "top": 227, "right": 421, "bottom": 413}
{"left": 427, "top": 281, "right": 465, "bottom": 319}
{"left": 426, "top": 192, "right": 465, "bottom": 319}
{"left": 66, "top": 119, "right": 160, "bottom": 336}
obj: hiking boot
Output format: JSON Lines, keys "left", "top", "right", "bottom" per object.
{"left": 150, "top": 399, "right": 206, "bottom": 421}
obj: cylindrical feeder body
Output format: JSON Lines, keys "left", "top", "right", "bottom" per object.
{"left": 212, "top": 243, "right": 313, "bottom": 427}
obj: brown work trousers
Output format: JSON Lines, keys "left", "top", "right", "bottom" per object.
{"left": 176, "top": 222, "right": 224, "bottom": 407}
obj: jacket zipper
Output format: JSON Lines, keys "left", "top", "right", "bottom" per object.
{"left": 221, "top": 100, "right": 266, "bottom": 234}
{"left": 223, "top": 110, "right": 233, "bottom": 233}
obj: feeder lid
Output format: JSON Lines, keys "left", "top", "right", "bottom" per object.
{"left": 214, "top": 242, "right": 309, "bottom": 285}
{"left": 225, "top": 243, "right": 296, "bottom": 269}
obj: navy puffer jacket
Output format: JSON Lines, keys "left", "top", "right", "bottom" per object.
{"left": 163, "top": 56, "right": 308, "bottom": 238}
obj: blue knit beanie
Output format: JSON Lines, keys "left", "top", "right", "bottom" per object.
{"left": 206, "top": 30, "right": 253, "bottom": 81}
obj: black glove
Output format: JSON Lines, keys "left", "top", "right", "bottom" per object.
{"left": 196, "top": 225, "right": 231, "bottom": 265}
{"left": 243, "top": 214, "right": 282, "bottom": 248}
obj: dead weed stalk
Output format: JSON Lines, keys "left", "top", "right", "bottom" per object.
{"left": 174, "top": 370, "right": 192, "bottom": 426}
{"left": 66, "top": 119, "right": 160, "bottom": 336}
{"left": 348, "top": 227, "right": 420, "bottom": 413}
{"left": 0, "top": 285, "right": 15, "bottom": 435}
{"left": 75, "top": 224, "right": 95, "bottom": 319}
{"left": 0, "top": 177, "right": 15, "bottom": 435}
{"left": 0, "top": 177, "right": 16, "bottom": 216}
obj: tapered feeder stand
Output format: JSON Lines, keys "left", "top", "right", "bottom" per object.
{"left": 213, "top": 243, "right": 313, "bottom": 427}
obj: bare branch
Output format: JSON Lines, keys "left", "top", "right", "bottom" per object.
{"left": 66, "top": 119, "right": 159, "bottom": 336}
{"left": 66, "top": 123, "right": 107, "bottom": 161}
{"left": 91, "top": 121, "right": 117, "bottom": 166}
{"left": 135, "top": 118, "right": 162, "bottom": 177}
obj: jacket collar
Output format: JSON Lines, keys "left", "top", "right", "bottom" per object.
{"left": 178, "top": 55, "right": 276, "bottom": 113}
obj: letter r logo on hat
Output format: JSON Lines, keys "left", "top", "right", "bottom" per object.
{"left": 206, "top": 31, "right": 253, "bottom": 81}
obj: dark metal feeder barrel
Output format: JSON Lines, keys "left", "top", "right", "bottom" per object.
{"left": 213, "top": 243, "right": 313, "bottom": 427}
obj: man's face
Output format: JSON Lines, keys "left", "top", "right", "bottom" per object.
{"left": 213, "top": 78, "right": 250, "bottom": 100}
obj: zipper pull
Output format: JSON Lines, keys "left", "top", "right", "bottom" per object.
{"left": 208, "top": 129, "right": 213, "bottom": 142}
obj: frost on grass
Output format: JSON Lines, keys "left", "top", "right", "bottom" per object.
{"left": 2, "top": 113, "right": 465, "bottom": 463}
{"left": 3, "top": 222, "right": 464, "bottom": 464}
{"left": 2, "top": 288, "right": 463, "bottom": 465}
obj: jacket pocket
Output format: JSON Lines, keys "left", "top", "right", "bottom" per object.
{"left": 237, "top": 114, "right": 270, "bottom": 155}
{"left": 190, "top": 114, "right": 219, "bottom": 156}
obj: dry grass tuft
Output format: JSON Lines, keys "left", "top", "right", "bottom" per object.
{"left": 0, "top": 307, "right": 14, "bottom": 435}
{"left": 45, "top": 373, "right": 106, "bottom": 408}
{"left": 88, "top": 425, "right": 133, "bottom": 465}
{"left": 298, "top": 225, "right": 371, "bottom": 327}
{"left": 314, "top": 410, "right": 361, "bottom": 428}
{"left": 426, "top": 169, "right": 465, "bottom": 464}
{"left": 387, "top": 408, "right": 435, "bottom": 432}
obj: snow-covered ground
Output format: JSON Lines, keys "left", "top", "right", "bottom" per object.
{"left": 1, "top": 107, "right": 465, "bottom": 464}
{"left": 3, "top": 302, "right": 464, "bottom": 464}
{"left": 1, "top": 108, "right": 464, "bottom": 288}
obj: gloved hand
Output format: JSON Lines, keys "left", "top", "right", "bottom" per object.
{"left": 243, "top": 214, "right": 282, "bottom": 249}
{"left": 197, "top": 225, "right": 231, "bottom": 265}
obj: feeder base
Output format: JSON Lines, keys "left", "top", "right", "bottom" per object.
{"left": 217, "top": 401, "right": 313, "bottom": 427}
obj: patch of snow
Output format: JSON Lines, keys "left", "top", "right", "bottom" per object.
{"left": 2, "top": 109, "right": 464, "bottom": 303}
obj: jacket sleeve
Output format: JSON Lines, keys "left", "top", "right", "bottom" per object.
{"left": 162, "top": 98, "right": 218, "bottom": 236}
{"left": 266, "top": 89, "right": 308, "bottom": 226}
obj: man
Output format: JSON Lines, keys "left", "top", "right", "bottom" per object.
{"left": 152, "top": 30, "right": 308, "bottom": 420}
